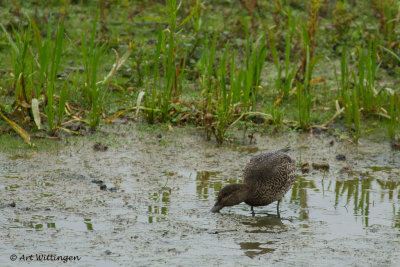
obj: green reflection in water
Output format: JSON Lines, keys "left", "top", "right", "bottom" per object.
{"left": 7, "top": 218, "right": 47, "bottom": 230}
{"left": 366, "top": 166, "right": 393, "bottom": 172}
{"left": 290, "top": 176, "right": 314, "bottom": 220}
{"left": 232, "top": 146, "right": 259, "bottom": 154}
{"left": 84, "top": 218, "right": 93, "bottom": 230}
{"left": 196, "top": 171, "right": 242, "bottom": 200}
{"left": 242, "top": 215, "right": 285, "bottom": 234}
{"left": 6, "top": 217, "right": 98, "bottom": 231}
{"left": 4, "top": 184, "right": 20, "bottom": 191}
{"left": 147, "top": 190, "right": 170, "bottom": 223}
{"left": 39, "top": 193, "right": 53, "bottom": 198}
{"left": 196, "top": 171, "right": 221, "bottom": 200}
{"left": 239, "top": 241, "right": 275, "bottom": 258}
{"left": 35, "top": 180, "right": 53, "bottom": 187}
{"left": 334, "top": 177, "right": 372, "bottom": 226}
{"left": 290, "top": 176, "right": 400, "bottom": 228}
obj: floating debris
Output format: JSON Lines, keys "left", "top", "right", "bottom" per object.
{"left": 391, "top": 141, "right": 400, "bottom": 150}
{"left": 339, "top": 164, "right": 353, "bottom": 174}
{"left": 301, "top": 162, "right": 310, "bottom": 173}
{"left": 312, "top": 162, "right": 330, "bottom": 170}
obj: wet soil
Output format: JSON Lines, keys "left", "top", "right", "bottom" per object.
{"left": 1, "top": 123, "right": 399, "bottom": 266}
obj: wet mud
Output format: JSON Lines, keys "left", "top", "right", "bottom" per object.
{"left": 1, "top": 123, "right": 399, "bottom": 266}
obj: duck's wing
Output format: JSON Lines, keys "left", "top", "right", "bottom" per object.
{"left": 243, "top": 150, "right": 295, "bottom": 183}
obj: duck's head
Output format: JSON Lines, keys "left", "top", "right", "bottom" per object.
{"left": 211, "top": 184, "right": 249, "bottom": 213}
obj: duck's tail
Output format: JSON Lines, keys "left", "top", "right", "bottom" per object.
{"left": 277, "top": 147, "right": 291, "bottom": 153}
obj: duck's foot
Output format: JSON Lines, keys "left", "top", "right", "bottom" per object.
{"left": 276, "top": 200, "right": 281, "bottom": 218}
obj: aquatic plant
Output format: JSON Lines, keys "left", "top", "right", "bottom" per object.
{"left": 1, "top": 22, "right": 34, "bottom": 119}
{"left": 37, "top": 19, "right": 65, "bottom": 135}
{"left": 388, "top": 91, "right": 399, "bottom": 141}
{"left": 356, "top": 38, "right": 379, "bottom": 112}
{"left": 143, "top": 0, "right": 186, "bottom": 123}
{"left": 81, "top": 12, "right": 108, "bottom": 130}
{"left": 373, "top": 0, "right": 399, "bottom": 45}
{"left": 296, "top": 26, "right": 314, "bottom": 130}
{"left": 144, "top": 27, "right": 163, "bottom": 124}
{"left": 2, "top": 17, "right": 66, "bottom": 135}
{"left": 297, "top": 0, "right": 324, "bottom": 83}
{"left": 198, "top": 29, "right": 268, "bottom": 143}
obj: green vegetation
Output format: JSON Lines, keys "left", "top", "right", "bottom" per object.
{"left": 0, "top": 0, "right": 399, "bottom": 145}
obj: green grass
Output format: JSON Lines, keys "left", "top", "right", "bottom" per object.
{"left": 0, "top": 0, "right": 399, "bottom": 145}
{"left": 81, "top": 12, "right": 108, "bottom": 130}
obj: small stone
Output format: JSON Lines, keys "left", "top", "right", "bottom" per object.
{"left": 100, "top": 184, "right": 107, "bottom": 191}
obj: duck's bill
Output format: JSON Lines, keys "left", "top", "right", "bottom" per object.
{"left": 211, "top": 202, "right": 223, "bottom": 213}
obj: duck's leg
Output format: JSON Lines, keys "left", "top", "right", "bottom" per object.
{"left": 251, "top": 206, "right": 255, "bottom": 216}
{"left": 276, "top": 200, "right": 281, "bottom": 217}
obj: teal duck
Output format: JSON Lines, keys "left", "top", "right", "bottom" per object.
{"left": 211, "top": 148, "right": 296, "bottom": 214}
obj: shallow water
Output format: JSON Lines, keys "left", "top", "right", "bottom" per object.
{"left": 0, "top": 124, "right": 399, "bottom": 266}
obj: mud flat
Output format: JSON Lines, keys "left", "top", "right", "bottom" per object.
{"left": 1, "top": 123, "right": 399, "bottom": 266}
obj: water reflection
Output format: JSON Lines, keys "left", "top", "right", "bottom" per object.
{"left": 2, "top": 184, "right": 20, "bottom": 191}
{"left": 195, "top": 171, "right": 241, "bottom": 200}
{"left": 242, "top": 215, "right": 285, "bottom": 233}
{"left": 147, "top": 190, "right": 170, "bottom": 223}
{"left": 196, "top": 171, "right": 221, "bottom": 200}
{"left": 6, "top": 217, "right": 95, "bottom": 231}
{"left": 239, "top": 242, "right": 275, "bottom": 258}
{"left": 84, "top": 218, "right": 93, "bottom": 230}
{"left": 232, "top": 146, "right": 259, "bottom": 154}
{"left": 35, "top": 180, "right": 53, "bottom": 187}
{"left": 289, "top": 176, "right": 315, "bottom": 220}
{"left": 290, "top": 176, "right": 400, "bottom": 228}
{"left": 202, "top": 169, "right": 400, "bottom": 229}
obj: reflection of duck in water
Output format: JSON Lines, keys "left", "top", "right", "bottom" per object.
{"left": 211, "top": 148, "right": 296, "bottom": 215}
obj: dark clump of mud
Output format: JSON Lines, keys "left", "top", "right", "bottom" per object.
{"left": 336, "top": 154, "right": 346, "bottom": 161}
{"left": 0, "top": 123, "right": 399, "bottom": 266}
{"left": 93, "top": 142, "right": 108, "bottom": 152}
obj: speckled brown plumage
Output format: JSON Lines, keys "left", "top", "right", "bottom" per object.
{"left": 211, "top": 148, "right": 296, "bottom": 214}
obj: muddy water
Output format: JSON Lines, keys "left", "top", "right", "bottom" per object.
{"left": 0, "top": 123, "right": 399, "bottom": 266}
